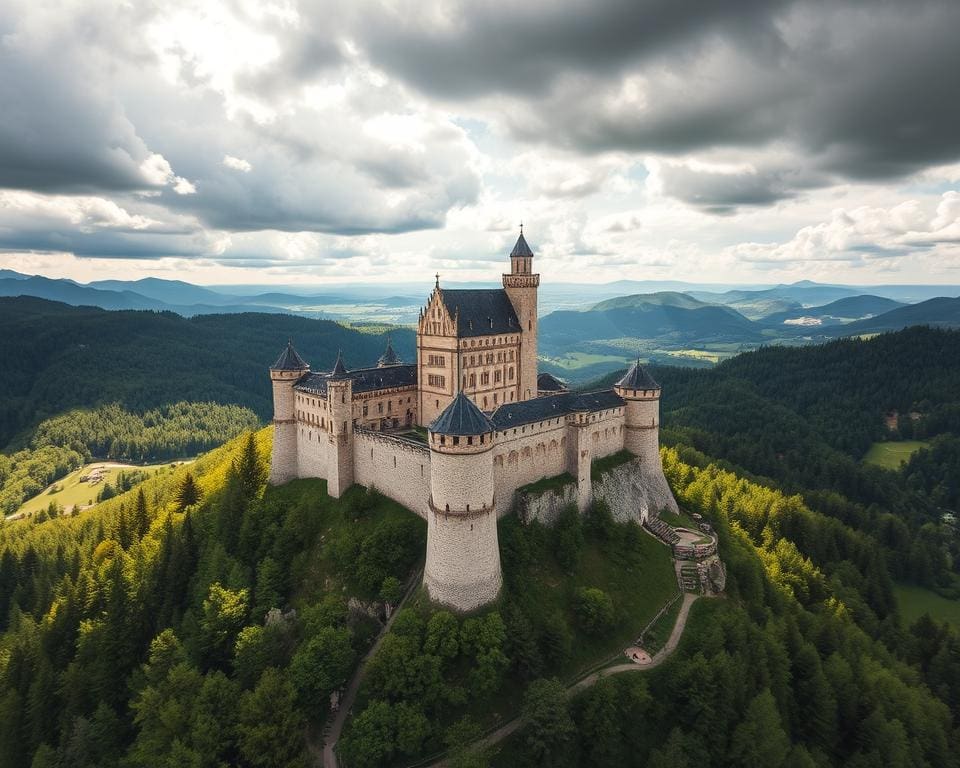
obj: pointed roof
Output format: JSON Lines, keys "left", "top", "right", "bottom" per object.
{"left": 510, "top": 231, "right": 534, "bottom": 258}
{"left": 537, "top": 372, "right": 568, "bottom": 392}
{"left": 378, "top": 337, "right": 401, "bottom": 366}
{"left": 330, "top": 350, "right": 349, "bottom": 379}
{"left": 271, "top": 340, "right": 309, "bottom": 371}
{"left": 430, "top": 392, "right": 494, "bottom": 436}
{"left": 616, "top": 359, "right": 660, "bottom": 390}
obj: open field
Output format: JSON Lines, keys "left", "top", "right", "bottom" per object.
{"left": 15, "top": 459, "right": 192, "bottom": 518}
{"left": 863, "top": 440, "right": 929, "bottom": 470}
{"left": 895, "top": 583, "right": 960, "bottom": 628}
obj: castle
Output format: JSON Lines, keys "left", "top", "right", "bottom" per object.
{"left": 268, "top": 231, "right": 678, "bottom": 611}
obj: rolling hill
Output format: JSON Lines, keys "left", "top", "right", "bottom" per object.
{"left": 763, "top": 294, "right": 906, "bottom": 327}
{"left": 0, "top": 297, "right": 416, "bottom": 448}
{"left": 540, "top": 293, "right": 760, "bottom": 350}
{"left": 831, "top": 296, "right": 960, "bottom": 335}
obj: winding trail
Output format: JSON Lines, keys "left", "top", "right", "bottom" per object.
{"left": 422, "top": 592, "right": 700, "bottom": 768}
{"left": 318, "top": 568, "right": 424, "bottom": 768}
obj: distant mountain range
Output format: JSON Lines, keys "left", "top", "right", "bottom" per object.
{"left": 2, "top": 269, "right": 959, "bottom": 384}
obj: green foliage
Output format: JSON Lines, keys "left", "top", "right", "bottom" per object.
{"left": 0, "top": 295, "right": 413, "bottom": 448}
{"left": 0, "top": 401, "right": 256, "bottom": 515}
{"left": 522, "top": 678, "right": 575, "bottom": 766}
{"left": 553, "top": 504, "right": 584, "bottom": 573}
{"left": 288, "top": 626, "right": 355, "bottom": 709}
{"left": 572, "top": 587, "right": 614, "bottom": 635}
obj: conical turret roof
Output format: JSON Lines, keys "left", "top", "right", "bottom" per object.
{"left": 378, "top": 337, "right": 401, "bottom": 366}
{"left": 430, "top": 392, "right": 494, "bottom": 436}
{"left": 271, "top": 340, "right": 309, "bottom": 371}
{"left": 330, "top": 350, "right": 349, "bottom": 379}
{"left": 510, "top": 231, "right": 534, "bottom": 258}
{"left": 616, "top": 358, "right": 659, "bottom": 390}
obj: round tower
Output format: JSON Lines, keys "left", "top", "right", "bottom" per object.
{"left": 269, "top": 340, "right": 309, "bottom": 485}
{"left": 614, "top": 358, "right": 662, "bottom": 468}
{"left": 424, "top": 392, "right": 502, "bottom": 611}
{"left": 326, "top": 351, "right": 355, "bottom": 498}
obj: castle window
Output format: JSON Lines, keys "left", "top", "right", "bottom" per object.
{"left": 481, "top": 372, "right": 489, "bottom": 385}
{"left": 388, "top": 400, "right": 392, "bottom": 412}
{"left": 378, "top": 402, "right": 384, "bottom": 414}
{"left": 453, "top": 436, "right": 459, "bottom": 446}
{"left": 495, "top": 370, "right": 501, "bottom": 383}
{"left": 508, "top": 367, "right": 514, "bottom": 380}
{"left": 363, "top": 405, "right": 368, "bottom": 417}
{"left": 436, "top": 399, "right": 440, "bottom": 409}
{"left": 483, "top": 396, "right": 488, "bottom": 408}
{"left": 494, "top": 393, "right": 498, "bottom": 404}
{"left": 467, "top": 436, "right": 473, "bottom": 445}
{"left": 428, "top": 374, "right": 446, "bottom": 387}
{"left": 470, "top": 374, "right": 476, "bottom": 388}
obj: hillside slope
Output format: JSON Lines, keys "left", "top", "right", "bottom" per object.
{"left": 0, "top": 297, "right": 415, "bottom": 447}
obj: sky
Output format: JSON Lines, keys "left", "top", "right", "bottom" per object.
{"left": 2, "top": 0, "right": 960, "bottom": 287}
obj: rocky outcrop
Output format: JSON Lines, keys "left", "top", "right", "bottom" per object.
{"left": 593, "top": 455, "right": 679, "bottom": 523}
{"left": 515, "top": 482, "right": 578, "bottom": 526}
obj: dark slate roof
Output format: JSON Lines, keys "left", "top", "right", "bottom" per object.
{"left": 441, "top": 288, "right": 520, "bottom": 337}
{"left": 271, "top": 340, "right": 309, "bottom": 370}
{"left": 537, "top": 372, "right": 567, "bottom": 392}
{"left": 330, "top": 350, "right": 349, "bottom": 378}
{"left": 490, "top": 389, "right": 624, "bottom": 430}
{"left": 295, "top": 364, "right": 417, "bottom": 396}
{"left": 430, "top": 392, "right": 495, "bottom": 435}
{"left": 511, "top": 232, "right": 534, "bottom": 258}
{"left": 378, "top": 338, "right": 401, "bottom": 366}
{"left": 616, "top": 360, "right": 660, "bottom": 390}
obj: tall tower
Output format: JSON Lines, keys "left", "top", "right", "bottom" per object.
{"left": 503, "top": 229, "right": 540, "bottom": 401}
{"left": 423, "top": 393, "right": 502, "bottom": 611}
{"left": 326, "top": 351, "right": 355, "bottom": 498}
{"left": 269, "top": 341, "right": 309, "bottom": 485}
{"left": 614, "top": 358, "right": 661, "bottom": 463}
{"left": 613, "top": 358, "right": 678, "bottom": 519}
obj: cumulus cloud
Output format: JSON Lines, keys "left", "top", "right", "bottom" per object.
{"left": 223, "top": 155, "right": 253, "bottom": 172}
{"left": 726, "top": 192, "right": 960, "bottom": 266}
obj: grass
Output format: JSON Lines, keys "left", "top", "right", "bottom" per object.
{"left": 590, "top": 450, "right": 635, "bottom": 481}
{"left": 272, "top": 480, "right": 427, "bottom": 604}
{"left": 518, "top": 472, "right": 575, "bottom": 497}
{"left": 541, "top": 351, "right": 632, "bottom": 370}
{"left": 16, "top": 459, "right": 190, "bottom": 518}
{"left": 863, "top": 440, "right": 929, "bottom": 470}
{"left": 641, "top": 595, "right": 684, "bottom": 655}
{"left": 895, "top": 583, "right": 960, "bottom": 628}
{"left": 659, "top": 508, "right": 700, "bottom": 530}
{"left": 504, "top": 519, "right": 679, "bottom": 677}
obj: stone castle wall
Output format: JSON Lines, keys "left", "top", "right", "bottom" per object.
{"left": 297, "top": 424, "right": 332, "bottom": 480}
{"left": 353, "top": 430, "right": 430, "bottom": 518}
{"left": 423, "top": 505, "right": 502, "bottom": 611}
{"left": 492, "top": 417, "right": 569, "bottom": 514}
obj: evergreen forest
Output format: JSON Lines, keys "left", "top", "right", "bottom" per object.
{"left": 0, "top": 320, "right": 959, "bottom": 767}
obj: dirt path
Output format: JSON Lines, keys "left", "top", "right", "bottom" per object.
{"left": 320, "top": 568, "right": 423, "bottom": 768}
{"left": 424, "top": 592, "right": 700, "bottom": 767}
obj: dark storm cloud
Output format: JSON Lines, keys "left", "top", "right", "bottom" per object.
{"left": 656, "top": 162, "right": 829, "bottom": 213}
{"left": 347, "top": 0, "right": 960, "bottom": 196}
{"left": 358, "top": 0, "right": 787, "bottom": 98}
{"left": 0, "top": 2, "right": 166, "bottom": 194}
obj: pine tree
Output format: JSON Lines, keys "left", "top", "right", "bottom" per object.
{"left": 134, "top": 488, "right": 150, "bottom": 540}
{"left": 174, "top": 472, "right": 201, "bottom": 512}
{"left": 116, "top": 504, "right": 132, "bottom": 550}
{"left": 234, "top": 433, "right": 266, "bottom": 500}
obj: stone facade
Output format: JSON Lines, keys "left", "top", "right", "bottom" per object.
{"left": 267, "top": 230, "right": 679, "bottom": 611}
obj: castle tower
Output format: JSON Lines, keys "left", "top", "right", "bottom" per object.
{"left": 502, "top": 229, "right": 540, "bottom": 401}
{"left": 378, "top": 336, "right": 402, "bottom": 367}
{"left": 614, "top": 359, "right": 678, "bottom": 518}
{"left": 423, "top": 393, "right": 502, "bottom": 611}
{"left": 614, "top": 358, "right": 661, "bottom": 463}
{"left": 326, "top": 351, "right": 355, "bottom": 498}
{"left": 269, "top": 340, "right": 309, "bottom": 485}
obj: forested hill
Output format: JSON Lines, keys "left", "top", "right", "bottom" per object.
{"left": 0, "top": 297, "right": 416, "bottom": 448}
